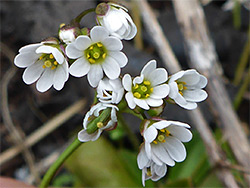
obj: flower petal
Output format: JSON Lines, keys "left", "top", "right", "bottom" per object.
{"left": 178, "top": 69, "right": 200, "bottom": 85}
{"left": 177, "top": 101, "right": 197, "bottom": 110}
{"left": 69, "top": 57, "right": 90, "bottom": 77}
{"left": 108, "top": 52, "right": 128, "bottom": 68}
{"left": 22, "top": 60, "right": 44, "bottom": 84}
{"left": 66, "top": 43, "right": 83, "bottom": 59}
{"left": 169, "top": 71, "right": 184, "bottom": 82}
{"left": 74, "top": 35, "right": 92, "bottom": 51}
{"left": 153, "top": 120, "right": 171, "bottom": 130}
{"left": 87, "top": 64, "right": 103, "bottom": 87}
{"left": 78, "top": 129, "right": 102, "bottom": 142}
{"left": 195, "top": 75, "right": 208, "bottom": 88}
{"left": 133, "top": 75, "right": 144, "bottom": 85}
{"left": 53, "top": 64, "right": 67, "bottom": 90}
{"left": 19, "top": 43, "right": 41, "bottom": 53}
{"left": 137, "top": 145, "right": 150, "bottom": 169}
{"left": 168, "top": 82, "right": 179, "bottom": 99}
{"left": 141, "top": 60, "right": 156, "bottom": 78}
{"left": 167, "top": 121, "right": 190, "bottom": 128}
{"left": 164, "top": 137, "right": 186, "bottom": 162}
{"left": 36, "top": 68, "right": 54, "bottom": 92}
{"left": 152, "top": 144, "right": 175, "bottom": 166}
{"left": 102, "top": 56, "right": 120, "bottom": 79}
{"left": 145, "top": 142, "right": 152, "bottom": 159}
{"left": 134, "top": 98, "right": 150, "bottom": 110}
{"left": 102, "top": 36, "right": 123, "bottom": 51}
{"left": 183, "top": 89, "right": 208, "bottom": 102}
{"left": 36, "top": 45, "right": 64, "bottom": 64}
{"left": 147, "top": 68, "right": 168, "bottom": 86}
{"left": 122, "top": 74, "right": 132, "bottom": 91}
{"left": 144, "top": 126, "right": 157, "bottom": 143}
{"left": 150, "top": 84, "right": 169, "bottom": 99}
{"left": 90, "top": 26, "right": 109, "bottom": 43}
{"left": 146, "top": 98, "right": 163, "bottom": 107}
{"left": 14, "top": 52, "right": 39, "bottom": 68}
{"left": 125, "top": 92, "right": 136, "bottom": 109}
{"left": 167, "top": 126, "right": 192, "bottom": 142}
{"left": 153, "top": 163, "right": 167, "bottom": 177}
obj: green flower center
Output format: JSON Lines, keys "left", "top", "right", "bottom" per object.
{"left": 153, "top": 128, "right": 171, "bottom": 144}
{"left": 39, "top": 53, "right": 58, "bottom": 70}
{"left": 176, "top": 81, "right": 187, "bottom": 96}
{"left": 132, "top": 80, "right": 153, "bottom": 99}
{"left": 85, "top": 42, "right": 107, "bottom": 64}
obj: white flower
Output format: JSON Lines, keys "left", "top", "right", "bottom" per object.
{"left": 14, "top": 42, "right": 69, "bottom": 92}
{"left": 139, "top": 157, "right": 167, "bottom": 186}
{"left": 137, "top": 120, "right": 192, "bottom": 171}
{"left": 59, "top": 24, "right": 79, "bottom": 44}
{"left": 78, "top": 103, "right": 118, "bottom": 142}
{"left": 122, "top": 60, "right": 169, "bottom": 110}
{"left": 96, "top": 2, "right": 137, "bottom": 40}
{"left": 97, "top": 77, "right": 124, "bottom": 104}
{"left": 168, "top": 69, "right": 208, "bottom": 110}
{"left": 66, "top": 26, "right": 128, "bottom": 87}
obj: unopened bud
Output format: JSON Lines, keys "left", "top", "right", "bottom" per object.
{"left": 95, "top": 3, "right": 110, "bottom": 16}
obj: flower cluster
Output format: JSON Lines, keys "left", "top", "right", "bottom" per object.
{"left": 14, "top": 2, "right": 208, "bottom": 186}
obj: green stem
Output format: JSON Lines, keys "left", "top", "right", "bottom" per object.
{"left": 122, "top": 107, "right": 144, "bottom": 120}
{"left": 233, "top": 0, "right": 241, "bottom": 29}
{"left": 118, "top": 113, "right": 140, "bottom": 151}
{"left": 71, "top": 8, "right": 96, "bottom": 24}
{"left": 39, "top": 138, "right": 82, "bottom": 188}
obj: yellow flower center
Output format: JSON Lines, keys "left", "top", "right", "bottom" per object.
{"left": 153, "top": 129, "right": 171, "bottom": 144}
{"left": 132, "top": 80, "right": 154, "bottom": 99}
{"left": 85, "top": 42, "right": 107, "bottom": 64}
{"left": 40, "top": 53, "right": 59, "bottom": 70}
{"left": 176, "top": 81, "right": 187, "bottom": 96}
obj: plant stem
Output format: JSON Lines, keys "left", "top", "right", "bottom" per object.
{"left": 72, "top": 8, "right": 96, "bottom": 24}
{"left": 39, "top": 138, "right": 82, "bottom": 188}
{"left": 118, "top": 114, "right": 140, "bottom": 151}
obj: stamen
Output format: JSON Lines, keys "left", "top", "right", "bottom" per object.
{"left": 146, "top": 168, "right": 152, "bottom": 176}
{"left": 179, "top": 91, "right": 183, "bottom": 96}
{"left": 97, "top": 122, "right": 104, "bottom": 128}
{"left": 87, "top": 53, "right": 90, "bottom": 59}
{"left": 153, "top": 140, "right": 158, "bottom": 144}
{"left": 178, "top": 84, "right": 184, "bottom": 90}
{"left": 157, "top": 135, "right": 165, "bottom": 142}
{"left": 93, "top": 52, "right": 100, "bottom": 59}
{"left": 97, "top": 42, "right": 103, "bottom": 47}
{"left": 44, "top": 60, "right": 52, "bottom": 68}
{"left": 89, "top": 46, "right": 94, "bottom": 50}
{"left": 51, "top": 66, "right": 56, "bottom": 70}
{"left": 54, "top": 61, "right": 58, "bottom": 65}
{"left": 88, "top": 58, "right": 96, "bottom": 64}
{"left": 183, "top": 86, "right": 187, "bottom": 90}
{"left": 141, "top": 85, "right": 147, "bottom": 92}
{"left": 145, "top": 94, "right": 150, "bottom": 98}
{"left": 39, "top": 56, "right": 43, "bottom": 60}
{"left": 42, "top": 65, "right": 46, "bottom": 69}
{"left": 160, "top": 129, "right": 165, "bottom": 132}
{"left": 134, "top": 84, "right": 139, "bottom": 89}
{"left": 150, "top": 88, "right": 154, "bottom": 92}
{"left": 165, "top": 129, "right": 170, "bottom": 136}
{"left": 49, "top": 54, "right": 54, "bottom": 59}
{"left": 133, "top": 92, "right": 141, "bottom": 98}
{"left": 143, "top": 80, "right": 151, "bottom": 85}
{"left": 102, "top": 53, "right": 106, "bottom": 59}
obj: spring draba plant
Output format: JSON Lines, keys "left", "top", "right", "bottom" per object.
{"left": 13, "top": 2, "right": 208, "bottom": 187}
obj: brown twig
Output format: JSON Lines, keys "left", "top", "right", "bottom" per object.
{"left": 0, "top": 42, "right": 40, "bottom": 184}
{"left": 172, "top": 0, "right": 250, "bottom": 185}
{"left": 0, "top": 98, "right": 86, "bottom": 166}
{"left": 137, "top": 1, "right": 239, "bottom": 187}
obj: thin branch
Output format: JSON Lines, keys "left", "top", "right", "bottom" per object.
{"left": 172, "top": 0, "right": 250, "bottom": 185}
{"left": 136, "top": 1, "right": 239, "bottom": 187}
{"left": 0, "top": 99, "right": 86, "bottom": 166}
{"left": 0, "top": 42, "right": 40, "bottom": 184}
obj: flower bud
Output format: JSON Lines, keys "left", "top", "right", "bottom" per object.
{"left": 147, "top": 102, "right": 165, "bottom": 117}
{"left": 59, "top": 24, "right": 80, "bottom": 44}
{"left": 96, "top": 2, "right": 137, "bottom": 40}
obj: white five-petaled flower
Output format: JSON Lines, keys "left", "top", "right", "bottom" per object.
{"left": 96, "top": 2, "right": 137, "bottom": 40}
{"left": 78, "top": 103, "right": 118, "bottom": 142}
{"left": 137, "top": 120, "right": 192, "bottom": 185}
{"left": 66, "top": 26, "right": 128, "bottom": 87}
{"left": 97, "top": 77, "right": 124, "bottom": 104}
{"left": 122, "top": 60, "right": 169, "bottom": 110}
{"left": 168, "top": 69, "right": 208, "bottom": 110}
{"left": 140, "top": 156, "right": 167, "bottom": 186}
{"left": 14, "top": 42, "right": 69, "bottom": 92}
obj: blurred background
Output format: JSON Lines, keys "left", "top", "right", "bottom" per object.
{"left": 0, "top": 0, "right": 249, "bottom": 187}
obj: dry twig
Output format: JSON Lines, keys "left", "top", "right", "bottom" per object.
{"left": 172, "top": 0, "right": 250, "bottom": 185}
{"left": 0, "top": 98, "right": 86, "bottom": 166}
{"left": 137, "top": 1, "right": 239, "bottom": 187}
